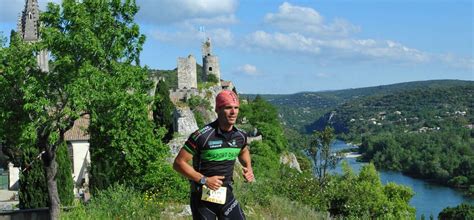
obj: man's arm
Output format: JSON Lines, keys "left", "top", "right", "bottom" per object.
{"left": 173, "top": 149, "right": 202, "bottom": 182}
{"left": 238, "top": 146, "right": 254, "bottom": 182}
{"left": 173, "top": 148, "right": 224, "bottom": 190}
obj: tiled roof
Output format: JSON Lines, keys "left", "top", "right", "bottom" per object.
{"left": 64, "top": 114, "right": 90, "bottom": 141}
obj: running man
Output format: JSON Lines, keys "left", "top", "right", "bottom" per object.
{"left": 173, "top": 90, "right": 254, "bottom": 220}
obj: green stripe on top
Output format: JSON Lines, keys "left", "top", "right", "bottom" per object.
{"left": 183, "top": 144, "right": 195, "bottom": 155}
{"left": 201, "top": 148, "right": 241, "bottom": 161}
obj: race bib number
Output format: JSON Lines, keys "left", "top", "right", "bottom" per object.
{"left": 201, "top": 185, "right": 227, "bottom": 204}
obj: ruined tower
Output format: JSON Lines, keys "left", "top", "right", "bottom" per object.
{"left": 17, "top": 0, "right": 49, "bottom": 72}
{"left": 177, "top": 55, "right": 197, "bottom": 89}
{"left": 202, "top": 38, "right": 221, "bottom": 86}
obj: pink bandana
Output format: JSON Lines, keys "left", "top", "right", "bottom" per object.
{"left": 216, "top": 90, "right": 240, "bottom": 109}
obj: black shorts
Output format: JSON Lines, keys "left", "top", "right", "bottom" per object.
{"left": 190, "top": 184, "right": 246, "bottom": 220}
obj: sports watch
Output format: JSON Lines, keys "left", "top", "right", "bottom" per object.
{"left": 199, "top": 176, "right": 207, "bottom": 185}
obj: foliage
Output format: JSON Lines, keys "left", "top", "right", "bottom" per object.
{"left": 240, "top": 95, "right": 287, "bottom": 153}
{"left": 39, "top": 0, "right": 170, "bottom": 195}
{"left": 19, "top": 149, "right": 48, "bottom": 209}
{"left": 359, "top": 130, "right": 474, "bottom": 191}
{"left": 438, "top": 203, "right": 474, "bottom": 220}
{"left": 60, "top": 184, "right": 163, "bottom": 219}
{"left": 235, "top": 96, "right": 415, "bottom": 218}
{"left": 325, "top": 162, "right": 415, "bottom": 219}
{"left": 153, "top": 80, "right": 174, "bottom": 142}
{"left": 186, "top": 95, "right": 211, "bottom": 128}
{"left": 0, "top": 29, "right": 74, "bottom": 218}
{"left": 17, "top": 143, "right": 73, "bottom": 209}
{"left": 267, "top": 81, "right": 474, "bottom": 193}
{"left": 142, "top": 160, "right": 188, "bottom": 203}
{"left": 308, "top": 126, "right": 340, "bottom": 184}
{"left": 249, "top": 141, "right": 280, "bottom": 180}
{"left": 246, "top": 80, "right": 473, "bottom": 133}
{"left": 55, "top": 143, "right": 74, "bottom": 206}
{"left": 206, "top": 73, "right": 219, "bottom": 84}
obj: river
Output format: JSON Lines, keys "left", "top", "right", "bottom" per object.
{"left": 331, "top": 140, "right": 474, "bottom": 219}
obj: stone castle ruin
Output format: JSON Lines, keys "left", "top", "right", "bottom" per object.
{"left": 169, "top": 38, "right": 231, "bottom": 104}
{"left": 177, "top": 55, "right": 197, "bottom": 89}
{"left": 169, "top": 38, "right": 236, "bottom": 137}
{"left": 202, "top": 38, "right": 221, "bottom": 86}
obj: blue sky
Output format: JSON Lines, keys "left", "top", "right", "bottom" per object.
{"left": 1, "top": 0, "right": 472, "bottom": 94}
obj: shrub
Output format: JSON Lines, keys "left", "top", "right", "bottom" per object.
{"left": 439, "top": 203, "right": 474, "bottom": 220}
{"left": 61, "top": 184, "right": 163, "bottom": 219}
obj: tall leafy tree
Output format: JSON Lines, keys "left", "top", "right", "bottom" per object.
{"left": 153, "top": 80, "right": 174, "bottom": 142}
{"left": 41, "top": 0, "right": 168, "bottom": 193}
{"left": 55, "top": 143, "right": 74, "bottom": 206}
{"left": 18, "top": 149, "right": 48, "bottom": 209}
{"left": 0, "top": 31, "right": 49, "bottom": 210}
{"left": 0, "top": 29, "right": 74, "bottom": 219}
{"left": 308, "top": 126, "right": 340, "bottom": 185}
{"left": 18, "top": 143, "right": 74, "bottom": 209}
{"left": 1, "top": 0, "right": 167, "bottom": 218}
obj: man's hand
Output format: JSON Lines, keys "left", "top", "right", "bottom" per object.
{"left": 242, "top": 167, "right": 254, "bottom": 182}
{"left": 205, "top": 176, "right": 225, "bottom": 190}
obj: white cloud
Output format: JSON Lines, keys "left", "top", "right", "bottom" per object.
{"left": 151, "top": 27, "right": 234, "bottom": 47}
{"left": 437, "top": 54, "right": 474, "bottom": 70}
{"left": 244, "top": 31, "right": 321, "bottom": 55}
{"left": 185, "top": 14, "right": 238, "bottom": 26}
{"left": 136, "top": 0, "right": 238, "bottom": 25}
{"left": 315, "top": 72, "right": 331, "bottom": 78}
{"left": 140, "top": 0, "right": 238, "bottom": 48}
{"left": 264, "top": 2, "right": 360, "bottom": 37}
{"left": 236, "top": 64, "right": 259, "bottom": 75}
{"left": 244, "top": 31, "right": 433, "bottom": 64}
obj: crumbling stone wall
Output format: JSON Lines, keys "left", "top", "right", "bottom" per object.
{"left": 177, "top": 55, "right": 197, "bottom": 89}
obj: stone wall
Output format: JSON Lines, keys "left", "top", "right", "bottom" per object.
{"left": 177, "top": 55, "right": 197, "bottom": 89}
{"left": 203, "top": 55, "right": 220, "bottom": 86}
{"left": 169, "top": 88, "right": 199, "bottom": 103}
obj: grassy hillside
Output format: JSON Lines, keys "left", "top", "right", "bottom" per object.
{"left": 310, "top": 82, "right": 473, "bottom": 139}
{"left": 258, "top": 80, "right": 473, "bottom": 194}
{"left": 245, "top": 80, "right": 473, "bottom": 133}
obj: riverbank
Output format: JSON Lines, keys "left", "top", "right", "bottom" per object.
{"left": 332, "top": 140, "right": 474, "bottom": 219}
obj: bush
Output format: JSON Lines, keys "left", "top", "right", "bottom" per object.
{"left": 61, "top": 184, "right": 163, "bottom": 219}
{"left": 439, "top": 203, "right": 474, "bottom": 220}
{"left": 142, "top": 161, "right": 188, "bottom": 203}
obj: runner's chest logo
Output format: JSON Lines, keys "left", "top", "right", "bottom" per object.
{"left": 208, "top": 140, "right": 223, "bottom": 148}
{"left": 227, "top": 140, "right": 237, "bottom": 147}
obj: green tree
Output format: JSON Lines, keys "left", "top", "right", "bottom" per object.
{"left": 55, "top": 143, "right": 74, "bottom": 206}
{"left": 19, "top": 149, "right": 48, "bottom": 209}
{"left": 0, "top": 29, "right": 71, "bottom": 219}
{"left": 308, "top": 126, "right": 340, "bottom": 185}
{"left": 187, "top": 95, "right": 211, "bottom": 128}
{"left": 439, "top": 203, "right": 474, "bottom": 220}
{"left": 153, "top": 80, "right": 174, "bottom": 142}
{"left": 19, "top": 143, "right": 74, "bottom": 209}
{"left": 0, "top": 0, "right": 169, "bottom": 218}
{"left": 327, "top": 163, "right": 415, "bottom": 218}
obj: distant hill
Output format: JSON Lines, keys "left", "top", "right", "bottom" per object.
{"left": 243, "top": 80, "right": 474, "bottom": 133}
{"left": 309, "top": 82, "right": 473, "bottom": 139}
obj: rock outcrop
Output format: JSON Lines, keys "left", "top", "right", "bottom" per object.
{"left": 173, "top": 106, "right": 198, "bottom": 137}
{"left": 280, "top": 152, "right": 302, "bottom": 173}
